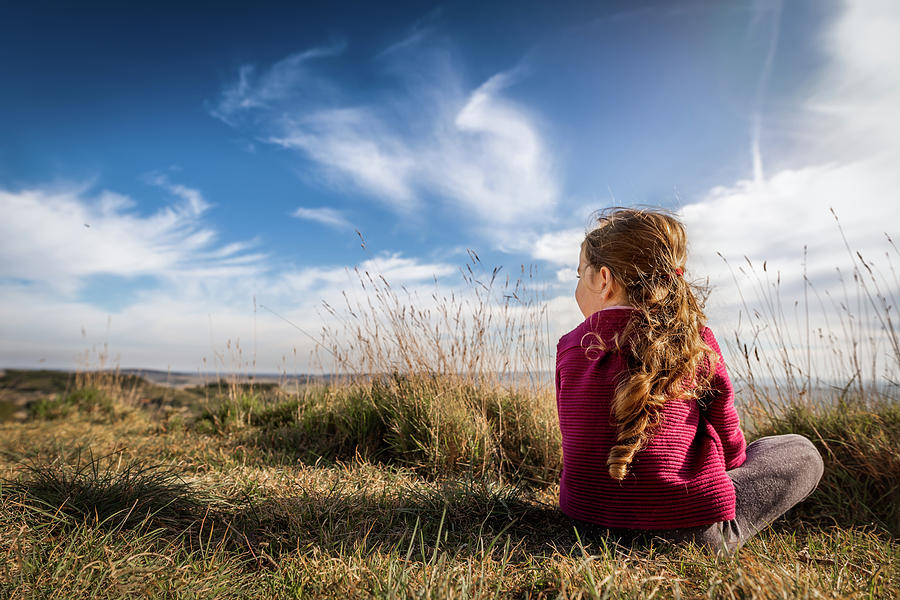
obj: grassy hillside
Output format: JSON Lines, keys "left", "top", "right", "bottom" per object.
{"left": 0, "top": 368, "right": 896, "bottom": 599}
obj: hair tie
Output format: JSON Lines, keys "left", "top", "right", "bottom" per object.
{"left": 674, "top": 267, "right": 684, "bottom": 277}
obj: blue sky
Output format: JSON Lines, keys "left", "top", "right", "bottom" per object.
{"left": 1, "top": 1, "right": 898, "bottom": 375}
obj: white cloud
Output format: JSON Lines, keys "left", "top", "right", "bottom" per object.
{"left": 674, "top": 1, "right": 900, "bottom": 385}
{"left": 556, "top": 268, "right": 577, "bottom": 283}
{"left": 356, "top": 253, "right": 457, "bottom": 282}
{"left": 211, "top": 38, "right": 559, "bottom": 237}
{"left": 0, "top": 252, "right": 463, "bottom": 372}
{"left": 530, "top": 227, "right": 584, "bottom": 267}
{"left": 271, "top": 253, "right": 455, "bottom": 298}
{"left": 681, "top": 160, "right": 898, "bottom": 309}
{"left": 424, "top": 71, "right": 559, "bottom": 226}
{"left": 0, "top": 182, "right": 261, "bottom": 295}
{"left": 292, "top": 206, "right": 353, "bottom": 230}
{"left": 747, "top": 0, "right": 783, "bottom": 184}
{"left": 0, "top": 180, "right": 460, "bottom": 371}
{"left": 374, "top": 7, "right": 442, "bottom": 60}
{"left": 145, "top": 172, "right": 211, "bottom": 216}
{"left": 270, "top": 108, "right": 419, "bottom": 211}
{"left": 208, "top": 42, "right": 346, "bottom": 127}
{"left": 807, "top": 0, "right": 900, "bottom": 157}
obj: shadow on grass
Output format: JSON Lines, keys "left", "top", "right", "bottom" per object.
{"left": 239, "top": 479, "right": 877, "bottom": 562}
{"left": 7, "top": 445, "right": 884, "bottom": 575}
{"left": 0, "top": 449, "right": 640, "bottom": 567}
{"left": 237, "top": 478, "right": 654, "bottom": 561}
{"left": 0, "top": 449, "right": 262, "bottom": 565}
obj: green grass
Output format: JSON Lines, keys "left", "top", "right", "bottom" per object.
{"left": 0, "top": 368, "right": 205, "bottom": 424}
{"left": 27, "top": 386, "right": 118, "bottom": 420}
{"left": 3, "top": 450, "right": 214, "bottom": 534}
{"left": 194, "top": 375, "right": 560, "bottom": 484}
{"left": 0, "top": 369, "right": 75, "bottom": 395}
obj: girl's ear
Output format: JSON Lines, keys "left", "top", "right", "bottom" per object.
{"left": 596, "top": 266, "right": 613, "bottom": 296}
{"left": 584, "top": 265, "right": 611, "bottom": 299}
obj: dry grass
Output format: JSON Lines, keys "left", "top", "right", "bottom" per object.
{"left": 316, "top": 251, "right": 551, "bottom": 390}
{"left": 1, "top": 413, "right": 896, "bottom": 598}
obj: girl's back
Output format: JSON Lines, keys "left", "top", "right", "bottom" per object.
{"left": 556, "top": 307, "right": 745, "bottom": 530}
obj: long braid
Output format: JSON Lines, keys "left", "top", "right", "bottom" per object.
{"left": 582, "top": 208, "right": 718, "bottom": 480}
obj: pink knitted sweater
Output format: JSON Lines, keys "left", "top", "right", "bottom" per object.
{"left": 555, "top": 307, "right": 747, "bottom": 530}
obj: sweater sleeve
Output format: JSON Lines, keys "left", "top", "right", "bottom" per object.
{"left": 700, "top": 327, "right": 747, "bottom": 470}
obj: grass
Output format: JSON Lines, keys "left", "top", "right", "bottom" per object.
{"left": 0, "top": 367, "right": 204, "bottom": 423}
{"left": 1, "top": 417, "right": 896, "bottom": 598}
{"left": 27, "top": 386, "right": 118, "bottom": 420}
{"left": 1, "top": 235, "right": 899, "bottom": 597}
{"left": 0, "top": 378, "right": 897, "bottom": 597}
{"left": 192, "top": 374, "right": 560, "bottom": 484}
{"left": 2, "top": 449, "right": 217, "bottom": 532}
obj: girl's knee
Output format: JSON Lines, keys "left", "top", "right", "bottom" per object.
{"left": 749, "top": 433, "right": 824, "bottom": 485}
{"left": 788, "top": 434, "right": 823, "bottom": 462}
{"left": 766, "top": 433, "right": 819, "bottom": 454}
{"left": 785, "top": 434, "right": 825, "bottom": 493}
{"left": 773, "top": 432, "right": 814, "bottom": 448}
{"left": 804, "top": 440, "right": 825, "bottom": 482}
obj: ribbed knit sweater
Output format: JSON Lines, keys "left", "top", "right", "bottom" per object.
{"left": 555, "top": 307, "right": 747, "bottom": 530}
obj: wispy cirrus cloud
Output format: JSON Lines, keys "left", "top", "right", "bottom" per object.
{"left": 747, "top": 0, "right": 783, "bottom": 184}
{"left": 208, "top": 42, "right": 347, "bottom": 127}
{"left": 144, "top": 171, "right": 211, "bottom": 216}
{"left": 209, "top": 35, "right": 559, "bottom": 236}
{"left": 0, "top": 179, "right": 263, "bottom": 295}
{"left": 292, "top": 206, "right": 353, "bottom": 230}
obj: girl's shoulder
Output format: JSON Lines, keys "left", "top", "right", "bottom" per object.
{"left": 699, "top": 325, "right": 724, "bottom": 356}
{"left": 557, "top": 308, "right": 635, "bottom": 355}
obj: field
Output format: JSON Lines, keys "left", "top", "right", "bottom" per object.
{"left": 1, "top": 250, "right": 898, "bottom": 599}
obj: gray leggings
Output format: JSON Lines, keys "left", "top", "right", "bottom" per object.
{"left": 656, "top": 433, "right": 825, "bottom": 555}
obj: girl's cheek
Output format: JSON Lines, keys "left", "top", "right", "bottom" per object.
{"left": 575, "top": 281, "right": 589, "bottom": 316}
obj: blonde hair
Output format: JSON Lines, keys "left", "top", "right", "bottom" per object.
{"left": 581, "top": 207, "right": 718, "bottom": 480}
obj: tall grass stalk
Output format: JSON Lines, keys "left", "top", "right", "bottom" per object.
{"left": 317, "top": 252, "right": 552, "bottom": 391}
{"left": 719, "top": 219, "right": 899, "bottom": 422}
{"left": 714, "top": 219, "right": 899, "bottom": 535}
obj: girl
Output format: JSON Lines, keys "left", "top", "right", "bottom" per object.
{"left": 555, "top": 208, "right": 824, "bottom": 555}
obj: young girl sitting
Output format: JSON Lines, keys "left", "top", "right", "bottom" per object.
{"left": 555, "top": 207, "right": 824, "bottom": 555}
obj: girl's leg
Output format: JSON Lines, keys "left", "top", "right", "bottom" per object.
{"left": 725, "top": 433, "right": 824, "bottom": 546}
{"left": 653, "top": 434, "right": 824, "bottom": 556}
